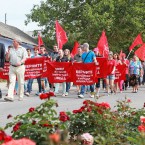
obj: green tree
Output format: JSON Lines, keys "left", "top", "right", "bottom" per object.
{"left": 25, "top": 0, "right": 145, "bottom": 53}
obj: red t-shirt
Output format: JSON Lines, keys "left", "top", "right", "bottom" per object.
{"left": 108, "top": 59, "right": 116, "bottom": 75}
{"left": 121, "top": 59, "right": 129, "bottom": 74}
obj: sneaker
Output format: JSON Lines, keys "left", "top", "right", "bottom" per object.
{"left": 25, "top": 92, "right": 30, "bottom": 96}
{"left": 35, "top": 92, "right": 41, "bottom": 96}
{"left": 18, "top": 98, "right": 23, "bottom": 101}
{"left": 54, "top": 92, "right": 59, "bottom": 96}
{"left": 90, "top": 92, "right": 95, "bottom": 98}
{"left": 78, "top": 94, "right": 84, "bottom": 99}
{"left": 62, "top": 94, "right": 66, "bottom": 97}
{"left": 65, "top": 92, "right": 68, "bottom": 96}
{"left": 4, "top": 97, "right": 14, "bottom": 102}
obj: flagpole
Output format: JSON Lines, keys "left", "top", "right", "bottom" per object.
{"left": 127, "top": 50, "right": 132, "bottom": 59}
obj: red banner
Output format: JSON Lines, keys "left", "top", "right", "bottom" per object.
{"left": 96, "top": 58, "right": 109, "bottom": 78}
{"left": 72, "top": 63, "right": 97, "bottom": 85}
{"left": 0, "top": 62, "right": 9, "bottom": 80}
{"left": 0, "top": 58, "right": 127, "bottom": 85}
{"left": 115, "top": 64, "right": 126, "bottom": 82}
{"left": 47, "top": 62, "right": 72, "bottom": 83}
{"left": 25, "top": 57, "right": 45, "bottom": 80}
{"left": 0, "top": 57, "right": 45, "bottom": 80}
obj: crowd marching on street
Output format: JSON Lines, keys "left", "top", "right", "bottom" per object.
{"left": 0, "top": 39, "right": 144, "bottom": 102}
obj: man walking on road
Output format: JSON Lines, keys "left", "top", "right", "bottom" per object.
{"left": 0, "top": 43, "right": 5, "bottom": 98}
{"left": 0, "top": 43, "right": 5, "bottom": 71}
{"left": 78, "top": 43, "right": 97, "bottom": 99}
{"left": 4, "top": 39, "right": 27, "bottom": 101}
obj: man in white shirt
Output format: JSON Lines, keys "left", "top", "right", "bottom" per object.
{"left": 5, "top": 39, "right": 27, "bottom": 101}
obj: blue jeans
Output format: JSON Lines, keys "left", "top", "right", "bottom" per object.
{"left": 66, "top": 82, "right": 70, "bottom": 92}
{"left": 80, "top": 85, "right": 94, "bottom": 95}
{"left": 27, "top": 78, "right": 42, "bottom": 93}
{"left": 27, "top": 79, "right": 33, "bottom": 93}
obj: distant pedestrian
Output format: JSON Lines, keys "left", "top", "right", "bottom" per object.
{"left": 4, "top": 39, "right": 27, "bottom": 101}
{"left": 0, "top": 43, "right": 5, "bottom": 72}
{"left": 0, "top": 43, "right": 5, "bottom": 99}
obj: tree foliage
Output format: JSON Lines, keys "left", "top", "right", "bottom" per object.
{"left": 25, "top": 0, "right": 145, "bottom": 53}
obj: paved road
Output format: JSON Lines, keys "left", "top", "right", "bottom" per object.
{"left": 0, "top": 81, "right": 145, "bottom": 134}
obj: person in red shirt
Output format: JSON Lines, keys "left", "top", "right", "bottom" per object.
{"left": 113, "top": 53, "right": 122, "bottom": 93}
{"left": 120, "top": 53, "right": 129, "bottom": 90}
{"left": 106, "top": 52, "right": 116, "bottom": 96}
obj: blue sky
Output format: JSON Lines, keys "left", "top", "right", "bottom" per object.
{"left": 0, "top": 0, "right": 43, "bottom": 31}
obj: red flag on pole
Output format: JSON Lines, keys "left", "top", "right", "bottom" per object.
{"left": 55, "top": 20, "right": 68, "bottom": 49}
{"left": 38, "top": 33, "right": 44, "bottom": 51}
{"left": 71, "top": 41, "right": 80, "bottom": 58}
{"left": 129, "top": 33, "right": 143, "bottom": 51}
{"left": 135, "top": 43, "right": 145, "bottom": 61}
{"left": 97, "top": 31, "right": 109, "bottom": 58}
{"left": 119, "top": 49, "right": 123, "bottom": 58}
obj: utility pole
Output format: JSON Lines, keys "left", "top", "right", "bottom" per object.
{"left": 5, "top": 13, "right": 7, "bottom": 24}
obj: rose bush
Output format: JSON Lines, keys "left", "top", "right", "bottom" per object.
{"left": 3, "top": 96, "right": 145, "bottom": 145}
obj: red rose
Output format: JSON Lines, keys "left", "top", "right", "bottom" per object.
{"left": 48, "top": 91, "right": 55, "bottom": 96}
{"left": 60, "top": 112, "right": 66, "bottom": 116}
{"left": 39, "top": 93, "right": 48, "bottom": 100}
{"left": 0, "top": 130, "right": 5, "bottom": 141}
{"left": 101, "top": 102, "right": 110, "bottom": 109}
{"left": 13, "top": 122, "right": 22, "bottom": 132}
{"left": 73, "top": 110, "right": 79, "bottom": 114}
{"left": 29, "top": 107, "right": 35, "bottom": 113}
{"left": 138, "top": 125, "right": 145, "bottom": 132}
{"left": 3, "top": 135, "right": 13, "bottom": 143}
{"left": 40, "top": 92, "right": 55, "bottom": 100}
{"left": 7, "top": 114, "right": 12, "bottom": 119}
{"left": 127, "top": 99, "right": 131, "bottom": 103}
{"left": 87, "top": 107, "right": 92, "bottom": 112}
{"left": 42, "top": 124, "right": 53, "bottom": 127}
{"left": 59, "top": 112, "right": 70, "bottom": 122}
{"left": 32, "top": 120, "right": 36, "bottom": 125}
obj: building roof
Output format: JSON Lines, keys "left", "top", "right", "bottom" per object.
{"left": 0, "top": 22, "right": 37, "bottom": 45}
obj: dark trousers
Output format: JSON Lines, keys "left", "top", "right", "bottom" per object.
{"left": 66, "top": 82, "right": 71, "bottom": 92}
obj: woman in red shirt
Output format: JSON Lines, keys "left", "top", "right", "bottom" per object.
{"left": 106, "top": 52, "right": 116, "bottom": 96}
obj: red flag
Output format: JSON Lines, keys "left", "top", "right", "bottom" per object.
{"left": 135, "top": 43, "right": 145, "bottom": 61}
{"left": 97, "top": 31, "right": 109, "bottom": 58}
{"left": 129, "top": 33, "right": 143, "bottom": 51}
{"left": 38, "top": 33, "right": 44, "bottom": 51}
{"left": 71, "top": 41, "right": 80, "bottom": 58}
{"left": 55, "top": 20, "right": 68, "bottom": 49}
